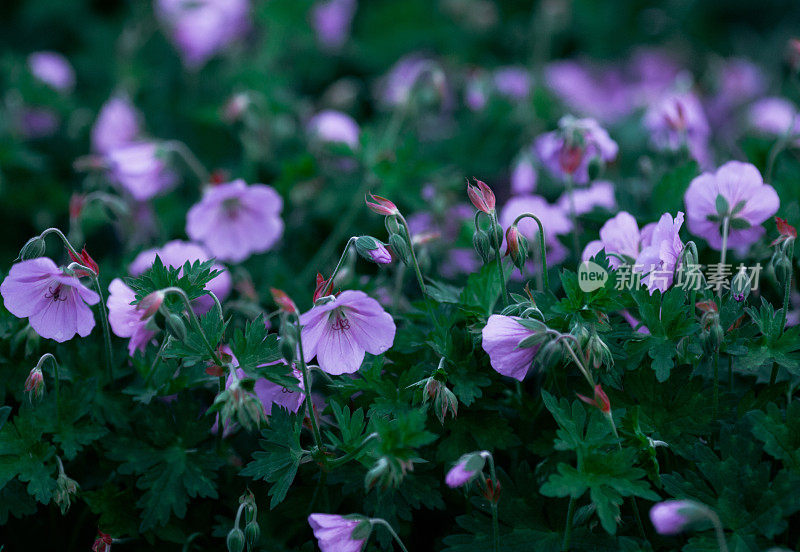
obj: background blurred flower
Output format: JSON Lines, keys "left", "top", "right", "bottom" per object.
{"left": 308, "top": 109, "right": 360, "bottom": 149}
{"left": 92, "top": 95, "right": 142, "bottom": 154}
{"left": 105, "top": 142, "right": 176, "bottom": 201}
{"left": 535, "top": 116, "right": 618, "bottom": 184}
{"left": 311, "top": 0, "right": 356, "bottom": 51}
{"left": 107, "top": 278, "right": 156, "bottom": 355}
{"left": 28, "top": 51, "right": 75, "bottom": 92}
{"left": 644, "top": 91, "right": 710, "bottom": 166}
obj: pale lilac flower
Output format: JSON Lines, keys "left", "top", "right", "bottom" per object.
{"left": 186, "top": 179, "right": 284, "bottom": 263}
{"left": 481, "top": 314, "right": 540, "bottom": 381}
{"left": 643, "top": 92, "right": 710, "bottom": 167}
{"left": 684, "top": 161, "right": 779, "bottom": 251}
{"left": 650, "top": 500, "right": 699, "bottom": 535}
{"left": 308, "top": 514, "right": 368, "bottom": 552}
{"left": 379, "top": 55, "right": 445, "bottom": 108}
{"left": 105, "top": 142, "right": 176, "bottom": 201}
{"left": 535, "top": 116, "right": 618, "bottom": 184}
{"left": 28, "top": 51, "right": 75, "bottom": 92}
{"left": 708, "top": 58, "right": 765, "bottom": 118}
{"left": 300, "top": 290, "right": 396, "bottom": 375}
{"left": 1, "top": 257, "right": 99, "bottom": 342}
{"left": 107, "top": 278, "right": 156, "bottom": 355}
{"left": 635, "top": 212, "right": 685, "bottom": 294}
{"left": 156, "top": 0, "right": 250, "bottom": 69}
{"left": 227, "top": 365, "right": 305, "bottom": 415}
{"left": 510, "top": 156, "right": 537, "bottom": 195}
{"left": 544, "top": 61, "right": 632, "bottom": 123}
{"left": 308, "top": 110, "right": 360, "bottom": 149}
{"left": 492, "top": 66, "right": 532, "bottom": 100}
{"left": 128, "top": 240, "right": 232, "bottom": 313}
{"left": 582, "top": 211, "right": 652, "bottom": 268}
{"left": 92, "top": 95, "right": 141, "bottom": 154}
{"left": 557, "top": 180, "right": 615, "bottom": 216}
{"left": 311, "top": 0, "right": 356, "bottom": 51}
{"left": 747, "top": 97, "right": 800, "bottom": 136}
{"left": 445, "top": 453, "right": 485, "bottom": 488}
{"left": 499, "top": 195, "right": 573, "bottom": 265}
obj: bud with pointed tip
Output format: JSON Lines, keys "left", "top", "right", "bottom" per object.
{"left": 473, "top": 228, "right": 491, "bottom": 264}
{"left": 270, "top": 287, "right": 297, "bottom": 314}
{"left": 467, "top": 178, "right": 496, "bottom": 214}
{"left": 92, "top": 531, "right": 113, "bottom": 552}
{"left": 165, "top": 313, "right": 187, "bottom": 341}
{"left": 771, "top": 217, "right": 797, "bottom": 247}
{"left": 389, "top": 233, "right": 412, "bottom": 265}
{"left": 577, "top": 384, "right": 611, "bottom": 414}
{"left": 24, "top": 367, "right": 45, "bottom": 402}
{"left": 18, "top": 236, "right": 47, "bottom": 261}
{"left": 355, "top": 236, "right": 393, "bottom": 264}
{"left": 244, "top": 521, "right": 260, "bottom": 549}
{"left": 137, "top": 291, "right": 164, "bottom": 320}
{"left": 54, "top": 469, "right": 79, "bottom": 515}
{"left": 68, "top": 247, "right": 99, "bottom": 277}
{"left": 504, "top": 225, "right": 529, "bottom": 270}
{"left": 227, "top": 527, "right": 245, "bottom": 552}
{"left": 312, "top": 273, "right": 330, "bottom": 302}
{"left": 365, "top": 193, "right": 399, "bottom": 216}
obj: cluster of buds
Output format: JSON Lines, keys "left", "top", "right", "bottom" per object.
{"left": 411, "top": 359, "right": 458, "bottom": 424}
{"left": 227, "top": 490, "right": 261, "bottom": 552}
{"left": 24, "top": 365, "right": 45, "bottom": 402}
{"left": 210, "top": 371, "right": 265, "bottom": 432}
{"left": 365, "top": 455, "right": 416, "bottom": 490}
{"left": 54, "top": 457, "right": 79, "bottom": 515}
{"left": 366, "top": 193, "right": 413, "bottom": 267}
{"left": 696, "top": 300, "right": 723, "bottom": 354}
{"left": 467, "top": 178, "right": 503, "bottom": 264}
{"left": 354, "top": 235, "right": 393, "bottom": 265}
{"left": 770, "top": 217, "right": 796, "bottom": 286}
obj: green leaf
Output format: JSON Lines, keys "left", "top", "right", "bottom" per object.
{"left": 459, "top": 263, "right": 501, "bottom": 315}
{"left": 163, "top": 302, "right": 228, "bottom": 367}
{"left": 648, "top": 339, "right": 675, "bottom": 382}
{"left": 747, "top": 401, "right": 800, "bottom": 472}
{"left": 231, "top": 316, "right": 296, "bottom": 387}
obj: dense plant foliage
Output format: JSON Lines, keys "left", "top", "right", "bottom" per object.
{"left": 1, "top": 1, "right": 800, "bottom": 551}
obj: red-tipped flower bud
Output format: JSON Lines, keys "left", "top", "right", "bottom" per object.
{"left": 365, "top": 193, "right": 400, "bottom": 216}
{"left": 69, "top": 246, "right": 99, "bottom": 277}
{"left": 771, "top": 217, "right": 797, "bottom": 247}
{"left": 270, "top": 287, "right": 298, "bottom": 314}
{"left": 137, "top": 291, "right": 165, "bottom": 320}
{"left": 577, "top": 384, "right": 611, "bottom": 414}
{"left": 466, "top": 177, "right": 496, "bottom": 214}
{"left": 24, "top": 367, "right": 45, "bottom": 402}
{"left": 92, "top": 531, "right": 114, "bottom": 552}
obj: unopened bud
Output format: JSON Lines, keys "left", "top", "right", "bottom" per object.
{"left": 24, "top": 367, "right": 45, "bottom": 402}
{"left": 137, "top": 291, "right": 164, "bottom": 320}
{"left": 54, "top": 470, "right": 79, "bottom": 515}
{"left": 280, "top": 338, "right": 296, "bottom": 364}
{"left": 385, "top": 216, "right": 401, "bottom": 235}
{"left": 473, "top": 228, "right": 491, "bottom": 264}
{"left": 227, "top": 527, "right": 245, "bottom": 552}
{"left": 504, "top": 225, "right": 529, "bottom": 270}
{"left": 18, "top": 236, "right": 46, "bottom": 261}
{"left": 730, "top": 269, "right": 750, "bottom": 302}
{"left": 389, "top": 233, "right": 412, "bottom": 266}
{"left": 244, "top": 521, "right": 260, "bottom": 549}
{"left": 355, "top": 236, "right": 393, "bottom": 264}
{"left": 165, "top": 313, "right": 188, "bottom": 341}
{"left": 772, "top": 252, "right": 793, "bottom": 286}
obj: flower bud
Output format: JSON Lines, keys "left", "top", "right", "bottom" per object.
{"left": 385, "top": 215, "right": 401, "bottom": 235}
{"left": 772, "top": 251, "right": 793, "bottom": 287}
{"left": 137, "top": 291, "right": 164, "bottom": 320}
{"left": 445, "top": 452, "right": 485, "bottom": 488}
{"left": 244, "top": 521, "right": 260, "bottom": 549}
{"left": 577, "top": 384, "right": 611, "bottom": 414}
{"left": 388, "top": 233, "right": 412, "bottom": 266}
{"left": 54, "top": 470, "right": 79, "bottom": 515}
{"left": 280, "top": 338, "right": 296, "bottom": 364}
{"left": 270, "top": 288, "right": 297, "bottom": 314}
{"left": 472, "top": 228, "right": 491, "bottom": 264}
{"left": 365, "top": 193, "right": 399, "bottom": 216}
{"left": 504, "top": 225, "right": 528, "bottom": 270}
{"left": 355, "top": 236, "right": 393, "bottom": 264}
{"left": 433, "top": 386, "right": 458, "bottom": 425}
{"left": 770, "top": 217, "right": 797, "bottom": 247}
{"left": 69, "top": 246, "right": 99, "bottom": 277}
{"left": 92, "top": 531, "right": 113, "bottom": 552}
{"left": 467, "top": 178, "right": 496, "bottom": 214}
{"left": 587, "top": 332, "right": 614, "bottom": 369}
{"left": 165, "top": 313, "right": 188, "bottom": 341}
{"left": 649, "top": 500, "right": 708, "bottom": 535}
{"left": 24, "top": 367, "right": 45, "bottom": 402}
{"left": 18, "top": 236, "right": 46, "bottom": 261}
{"left": 227, "top": 527, "right": 245, "bottom": 552}
{"left": 730, "top": 268, "right": 750, "bottom": 302}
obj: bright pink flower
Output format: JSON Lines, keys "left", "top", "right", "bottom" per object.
{"left": 300, "top": 290, "right": 396, "bottom": 375}
{"left": 635, "top": 212, "right": 685, "bottom": 295}
{"left": 28, "top": 51, "right": 75, "bottom": 92}
{"left": 107, "top": 278, "right": 157, "bottom": 356}
{"left": 186, "top": 180, "right": 284, "bottom": 263}
{"left": 684, "top": 161, "right": 779, "bottom": 252}
{"left": 481, "top": 315, "right": 540, "bottom": 381}
{"left": 105, "top": 142, "right": 176, "bottom": 201}
{"left": 308, "top": 514, "right": 368, "bottom": 552}
{"left": 128, "top": 240, "right": 232, "bottom": 313}
{"left": 92, "top": 95, "right": 141, "bottom": 154}
{"left": 0, "top": 258, "right": 99, "bottom": 342}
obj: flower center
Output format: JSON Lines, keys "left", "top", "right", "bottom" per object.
{"left": 222, "top": 197, "right": 241, "bottom": 219}
{"left": 45, "top": 282, "right": 68, "bottom": 302}
{"left": 329, "top": 309, "right": 351, "bottom": 332}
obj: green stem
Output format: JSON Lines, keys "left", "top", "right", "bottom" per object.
{"left": 481, "top": 451, "right": 500, "bottom": 552}
{"left": 67, "top": 261, "right": 114, "bottom": 381}
{"left": 370, "top": 518, "right": 410, "bottom": 552}
{"left": 512, "top": 213, "right": 549, "bottom": 291}
{"left": 160, "top": 287, "right": 223, "bottom": 366}
{"left": 764, "top": 131, "right": 799, "bottom": 184}
{"left": 488, "top": 213, "right": 508, "bottom": 306}
{"left": 327, "top": 433, "right": 379, "bottom": 469}
{"left": 146, "top": 335, "right": 170, "bottom": 385}
{"left": 565, "top": 176, "right": 580, "bottom": 259}
{"left": 562, "top": 497, "right": 576, "bottom": 551}
{"left": 778, "top": 243, "right": 794, "bottom": 335}
{"left": 713, "top": 350, "right": 719, "bottom": 419}
{"left": 233, "top": 502, "right": 246, "bottom": 530}
{"left": 559, "top": 336, "right": 594, "bottom": 388}
{"left": 398, "top": 214, "right": 427, "bottom": 296}
{"left": 705, "top": 508, "right": 729, "bottom": 552}
{"left": 294, "top": 314, "right": 325, "bottom": 455}
{"left": 322, "top": 237, "right": 357, "bottom": 296}
{"left": 36, "top": 353, "right": 59, "bottom": 426}
{"left": 164, "top": 140, "right": 210, "bottom": 183}
{"left": 718, "top": 217, "right": 730, "bottom": 296}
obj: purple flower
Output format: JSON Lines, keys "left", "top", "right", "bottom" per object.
{"left": 378, "top": 55, "right": 446, "bottom": 108}
{"left": 1, "top": 257, "right": 99, "bottom": 342}
{"left": 365, "top": 243, "right": 392, "bottom": 264}
{"left": 707, "top": 58, "right": 765, "bottom": 124}
{"left": 92, "top": 95, "right": 141, "bottom": 154}
{"left": 684, "top": 161, "right": 779, "bottom": 252}
{"left": 156, "top": 0, "right": 250, "bottom": 69}
{"left": 481, "top": 315, "right": 540, "bottom": 381}
{"left": 105, "top": 142, "right": 176, "bottom": 201}
{"left": 492, "top": 66, "right": 532, "bottom": 100}
{"left": 308, "top": 110, "right": 360, "bottom": 149}
{"left": 627, "top": 48, "right": 682, "bottom": 105}
{"left": 308, "top": 514, "right": 369, "bottom": 552}
{"left": 499, "top": 195, "right": 573, "bottom": 265}
{"left": 226, "top": 364, "right": 305, "bottom": 415}
{"left": 649, "top": 500, "right": 701, "bottom": 535}
{"left": 107, "top": 278, "right": 156, "bottom": 355}
{"left": 544, "top": 61, "right": 632, "bottom": 123}
{"left": 582, "top": 211, "right": 653, "bottom": 269}
{"left": 445, "top": 452, "right": 485, "bottom": 488}
{"left": 311, "top": 0, "right": 356, "bottom": 51}
{"left": 557, "top": 180, "right": 615, "bottom": 216}
{"left": 620, "top": 309, "right": 649, "bottom": 335}
{"left": 440, "top": 248, "right": 481, "bottom": 279}
{"left": 510, "top": 156, "right": 537, "bottom": 195}
{"left": 300, "top": 290, "right": 396, "bottom": 375}
{"left": 635, "top": 212, "right": 685, "bottom": 295}
{"left": 643, "top": 91, "right": 710, "bottom": 167}
{"left": 28, "top": 51, "right": 75, "bottom": 92}
{"left": 748, "top": 97, "right": 800, "bottom": 136}
{"left": 186, "top": 179, "right": 284, "bottom": 263}
{"left": 128, "top": 240, "right": 232, "bottom": 313}
{"left": 535, "top": 116, "right": 618, "bottom": 184}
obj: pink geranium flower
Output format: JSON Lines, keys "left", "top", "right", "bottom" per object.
{"left": 128, "top": 240, "right": 232, "bottom": 313}
{"left": 635, "top": 212, "right": 685, "bottom": 294}
{"left": 1, "top": 257, "right": 99, "bottom": 342}
{"left": 107, "top": 278, "right": 156, "bottom": 355}
{"left": 92, "top": 95, "right": 141, "bottom": 154}
{"left": 300, "top": 290, "right": 396, "bottom": 375}
{"left": 186, "top": 179, "right": 284, "bottom": 263}
{"left": 684, "top": 161, "right": 779, "bottom": 252}
{"left": 535, "top": 116, "right": 618, "bottom": 184}
{"left": 481, "top": 314, "right": 540, "bottom": 381}
{"left": 105, "top": 141, "right": 176, "bottom": 201}
{"left": 308, "top": 514, "right": 369, "bottom": 552}
{"left": 582, "top": 211, "right": 656, "bottom": 268}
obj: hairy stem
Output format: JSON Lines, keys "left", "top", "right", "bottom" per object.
{"left": 294, "top": 314, "right": 325, "bottom": 455}
{"left": 512, "top": 213, "right": 549, "bottom": 291}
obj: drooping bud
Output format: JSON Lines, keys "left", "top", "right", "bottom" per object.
{"left": 270, "top": 287, "right": 297, "bottom": 314}
{"left": 165, "top": 313, "right": 187, "bottom": 341}
{"left": 388, "top": 233, "right": 412, "bottom": 266}
{"left": 577, "top": 384, "right": 611, "bottom": 415}
{"left": 18, "top": 235, "right": 46, "bottom": 261}
{"left": 730, "top": 267, "right": 751, "bottom": 302}
{"left": 137, "top": 291, "right": 164, "bottom": 320}
{"left": 445, "top": 451, "right": 485, "bottom": 488}
{"left": 385, "top": 215, "right": 401, "bottom": 235}
{"left": 69, "top": 193, "right": 86, "bottom": 221}
{"left": 466, "top": 178, "right": 496, "bottom": 214}
{"left": 69, "top": 246, "right": 99, "bottom": 277}
{"left": 226, "top": 527, "right": 245, "bottom": 552}
{"left": 586, "top": 332, "right": 614, "bottom": 369}
{"left": 355, "top": 236, "right": 393, "bottom": 264}
{"left": 244, "top": 521, "right": 260, "bottom": 549}
{"left": 504, "top": 225, "right": 529, "bottom": 270}
{"left": 54, "top": 468, "right": 79, "bottom": 515}
{"left": 92, "top": 531, "right": 113, "bottom": 552}
{"left": 649, "top": 500, "right": 708, "bottom": 535}
{"left": 558, "top": 144, "right": 583, "bottom": 175}
{"left": 24, "top": 367, "right": 45, "bottom": 402}
{"left": 771, "top": 250, "right": 793, "bottom": 287}
{"left": 365, "top": 193, "right": 399, "bottom": 216}
{"left": 472, "top": 228, "right": 491, "bottom": 264}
